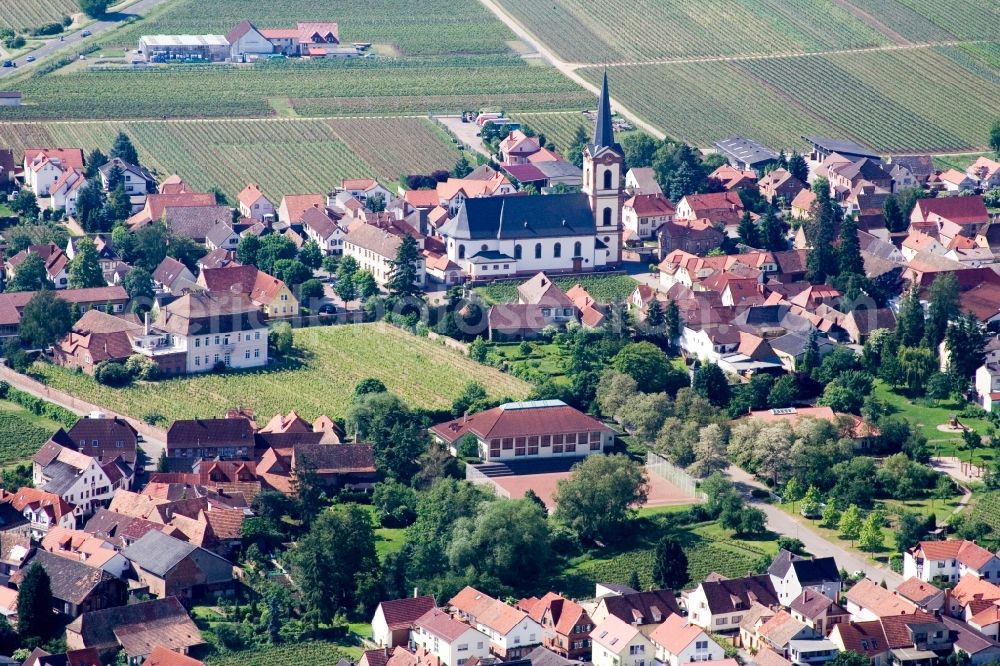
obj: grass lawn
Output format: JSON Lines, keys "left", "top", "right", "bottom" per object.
{"left": 0, "top": 399, "right": 64, "bottom": 468}
{"left": 358, "top": 505, "right": 409, "bottom": 560}
{"left": 475, "top": 274, "right": 637, "bottom": 305}
{"left": 27, "top": 323, "right": 530, "bottom": 424}
{"left": 776, "top": 490, "right": 966, "bottom": 564}
{"left": 872, "top": 381, "right": 992, "bottom": 461}
{"left": 554, "top": 513, "right": 778, "bottom": 598}
{"left": 932, "top": 152, "right": 993, "bottom": 172}
{"left": 489, "top": 341, "right": 571, "bottom": 386}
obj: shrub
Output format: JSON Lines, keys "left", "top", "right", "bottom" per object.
{"left": 142, "top": 412, "right": 165, "bottom": 426}
{"left": 125, "top": 354, "right": 157, "bottom": 381}
{"left": 212, "top": 361, "right": 227, "bottom": 374}
{"left": 94, "top": 361, "right": 130, "bottom": 387}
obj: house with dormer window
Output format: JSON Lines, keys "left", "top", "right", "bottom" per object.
{"left": 685, "top": 575, "right": 779, "bottom": 634}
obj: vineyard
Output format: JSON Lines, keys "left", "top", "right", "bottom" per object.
{"left": 0, "top": 0, "right": 76, "bottom": 31}
{"left": 108, "top": 0, "right": 514, "bottom": 57}
{"left": 0, "top": 401, "right": 64, "bottom": 468}
{"left": 475, "top": 274, "right": 637, "bottom": 305}
{"left": 0, "top": 117, "right": 462, "bottom": 201}
{"left": 205, "top": 642, "right": 352, "bottom": 666}
{"left": 494, "top": 0, "right": 889, "bottom": 64}
{"left": 28, "top": 324, "right": 531, "bottom": 424}
{"left": 0, "top": 56, "right": 591, "bottom": 121}
{"left": 846, "top": 0, "right": 999, "bottom": 42}
{"left": 969, "top": 492, "right": 1000, "bottom": 539}
{"left": 580, "top": 44, "right": 1000, "bottom": 152}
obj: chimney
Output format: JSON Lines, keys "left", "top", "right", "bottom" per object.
{"left": 144, "top": 312, "right": 151, "bottom": 335}
{"left": 414, "top": 586, "right": 419, "bottom": 598}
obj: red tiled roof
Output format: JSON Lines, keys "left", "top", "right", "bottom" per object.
{"left": 913, "top": 196, "right": 988, "bottom": 226}
{"left": 915, "top": 540, "right": 996, "bottom": 570}
{"left": 237, "top": 184, "right": 268, "bottom": 209}
{"left": 379, "top": 595, "right": 437, "bottom": 630}
{"left": 146, "top": 646, "right": 204, "bottom": 666}
{"left": 624, "top": 193, "right": 675, "bottom": 217}
{"left": 415, "top": 608, "right": 475, "bottom": 642}
{"left": 431, "top": 400, "right": 612, "bottom": 445}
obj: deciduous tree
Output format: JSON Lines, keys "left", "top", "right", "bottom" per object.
{"left": 553, "top": 454, "right": 648, "bottom": 542}
{"left": 17, "top": 562, "right": 55, "bottom": 641}
{"left": 19, "top": 291, "right": 72, "bottom": 349}
{"left": 68, "top": 237, "right": 105, "bottom": 288}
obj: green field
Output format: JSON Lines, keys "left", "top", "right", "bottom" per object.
{"left": 496, "top": 0, "right": 889, "bottom": 64}
{"left": 475, "top": 274, "right": 637, "bottom": 305}
{"left": 0, "top": 0, "right": 76, "bottom": 31}
{"left": 556, "top": 518, "right": 777, "bottom": 598}
{"left": 0, "top": 117, "right": 461, "bottom": 201}
{"left": 107, "top": 0, "right": 514, "bottom": 56}
{"left": 0, "top": 400, "right": 63, "bottom": 468}
{"left": 0, "top": 56, "right": 592, "bottom": 121}
{"left": 204, "top": 642, "right": 354, "bottom": 666}
{"left": 580, "top": 44, "right": 1000, "bottom": 152}
{"left": 968, "top": 492, "right": 1000, "bottom": 538}
{"left": 846, "top": 0, "right": 1000, "bottom": 42}
{"left": 27, "top": 324, "right": 531, "bottom": 424}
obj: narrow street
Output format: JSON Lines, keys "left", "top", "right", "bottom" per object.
{"left": 727, "top": 465, "right": 903, "bottom": 586}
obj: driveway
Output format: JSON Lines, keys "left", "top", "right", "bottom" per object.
{"left": 727, "top": 465, "right": 903, "bottom": 587}
{"left": 0, "top": 0, "right": 171, "bottom": 79}
{"left": 436, "top": 115, "right": 492, "bottom": 159}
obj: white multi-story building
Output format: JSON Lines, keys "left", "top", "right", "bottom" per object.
{"left": 591, "top": 616, "right": 653, "bottom": 666}
{"left": 343, "top": 223, "right": 425, "bottom": 288}
{"left": 23, "top": 148, "right": 85, "bottom": 197}
{"left": 31, "top": 441, "right": 129, "bottom": 517}
{"left": 130, "top": 292, "right": 268, "bottom": 375}
{"left": 449, "top": 587, "right": 542, "bottom": 660}
{"left": 903, "top": 540, "right": 1000, "bottom": 583}
{"left": 650, "top": 614, "right": 726, "bottom": 666}
{"left": 410, "top": 608, "right": 491, "bottom": 666}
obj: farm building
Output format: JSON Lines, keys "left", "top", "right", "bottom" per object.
{"left": 713, "top": 136, "right": 780, "bottom": 174}
{"left": 0, "top": 92, "right": 21, "bottom": 107}
{"left": 139, "top": 35, "right": 230, "bottom": 63}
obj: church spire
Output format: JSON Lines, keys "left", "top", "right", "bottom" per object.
{"left": 593, "top": 69, "right": 615, "bottom": 150}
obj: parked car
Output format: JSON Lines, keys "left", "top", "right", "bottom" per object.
{"left": 81, "top": 30, "right": 92, "bottom": 37}
{"left": 1, "top": 61, "right": 12, "bottom": 68}
{"left": 318, "top": 303, "right": 337, "bottom": 315}
{"left": 25, "top": 55, "right": 35, "bottom": 62}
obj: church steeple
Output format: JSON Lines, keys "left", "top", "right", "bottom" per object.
{"left": 593, "top": 69, "right": 620, "bottom": 155}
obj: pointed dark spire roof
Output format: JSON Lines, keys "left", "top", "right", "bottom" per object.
{"left": 590, "top": 70, "right": 622, "bottom": 157}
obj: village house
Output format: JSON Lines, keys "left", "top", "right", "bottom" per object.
{"left": 967, "top": 157, "right": 1000, "bottom": 189}
{"left": 486, "top": 272, "right": 580, "bottom": 340}
{"left": 236, "top": 183, "right": 275, "bottom": 221}
{"left": 675, "top": 191, "right": 745, "bottom": 235}
{"left": 340, "top": 178, "right": 393, "bottom": 205}
{"left": 903, "top": 540, "right": 1000, "bottom": 583}
{"left": 12, "top": 549, "right": 126, "bottom": 617}
{"left": 343, "top": 220, "right": 426, "bottom": 288}
{"left": 788, "top": 588, "right": 850, "bottom": 637}
{"left": 893, "top": 578, "right": 946, "bottom": 616}
{"left": 802, "top": 136, "right": 880, "bottom": 166}
{"left": 659, "top": 217, "right": 726, "bottom": 257}
{"left": 910, "top": 196, "right": 989, "bottom": 233}
{"left": 590, "top": 615, "right": 653, "bottom": 666}
{"left": 121, "top": 529, "right": 234, "bottom": 600}
{"left": 372, "top": 595, "right": 438, "bottom": 648}
{"left": 146, "top": 647, "right": 206, "bottom": 666}
{"left": 32, "top": 438, "right": 130, "bottom": 517}
{"left": 49, "top": 168, "right": 86, "bottom": 217}
{"left": 198, "top": 264, "right": 299, "bottom": 318}
{"left": 829, "top": 613, "right": 951, "bottom": 666}
{"left": 449, "top": 586, "right": 543, "bottom": 659}
{"left": 431, "top": 399, "right": 613, "bottom": 462}
{"left": 685, "top": 574, "right": 779, "bottom": 633}
{"left": 2, "top": 487, "right": 79, "bottom": 537}
{"left": 40, "top": 527, "right": 130, "bottom": 578}
{"left": 517, "top": 592, "right": 594, "bottom": 660}
{"left": 165, "top": 414, "right": 255, "bottom": 464}
{"left": 758, "top": 169, "right": 805, "bottom": 204}
{"left": 65, "top": 596, "right": 204, "bottom": 662}
{"left": 844, "top": 579, "right": 918, "bottom": 622}
{"left": 98, "top": 158, "right": 155, "bottom": 196}
{"left": 649, "top": 613, "right": 726, "bottom": 666}
{"left": 23, "top": 148, "right": 85, "bottom": 197}
{"left": 622, "top": 193, "right": 675, "bottom": 240}
{"left": 301, "top": 206, "right": 346, "bottom": 255}
{"left": 938, "top": 169, "right": 977, "bottom": 193}
{"left": 625, "top": 167, "right": 662, "bottom": 196}
{"left": 125, "top": 192, "right": 219, "bottom": 231}
{"left": 708, "top": 164, "right": 758, "bottom": 191}
{"left": 940, "top": 615, "right": 1000, "bottom": 666}
{"left": 768, "top": 550, "right": 842, "bottom": 606}
{"left": 410, "top": 607, "right": 491, "bottom": 666}
{"left": 277, "top": 193, "right": 326, "bottom": 226}
{"left": 52, "top": 309, "right": 146, "bottom": 375}
{"left": 590, "top": 588, "right": 681, "bottom": 629}
{"left": 152, "top": 257, "right": 198, "bottom": 295}
{"left": 5, "top": 242, "right": 70, "bottom": 289}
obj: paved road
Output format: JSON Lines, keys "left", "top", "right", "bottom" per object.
{"left": 436, "top": 115, "right": 493, "bottom": 159}
{"left": 727, "top": 465, "right": 903, "bottom": 587}
{"left": 0, "top": 364, "right": 166, "bottom": 469}
{"left": 0, "top": 0, "right": 169, "bottom": 80}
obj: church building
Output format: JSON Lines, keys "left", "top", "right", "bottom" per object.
{"left": 438, "top": 72, "right": 624, "bottom": 278}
